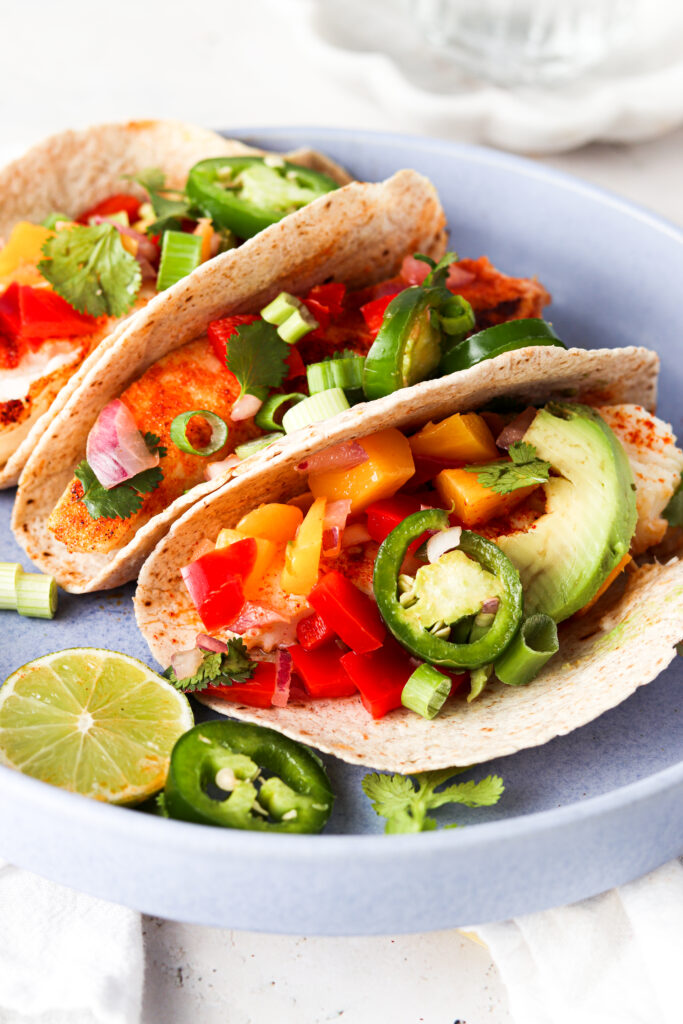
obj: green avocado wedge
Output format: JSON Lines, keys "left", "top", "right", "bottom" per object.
{"left": 497, "top": 402, "right": 637, "bottom": 623}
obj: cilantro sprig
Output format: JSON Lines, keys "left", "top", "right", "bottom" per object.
{"left": 225, "top": 321, "right": 289, "bottom": 398}
{"left": 663, "top": 472, "right": 683, "bottom": 528}
{"left": 74, "top": 432, "right": 165, "bottom": 521}
{"left": 466, "top": 441, "right": 551, "bottom": 495}
{"left": 38, "top": 224, "right": 141, "bottom": 317}
{"left": 124, "top": 167, "right": 194, "bottom": 234}
{"left": 165, "top": 641, "right": 254, "bottom": 693}
{"left": 362, "top": 767, "right": 504, "bottom": 834}
{"left": 414, "top": 250, "right": 458, "bottom": 289}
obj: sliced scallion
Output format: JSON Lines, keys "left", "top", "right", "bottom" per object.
{"left": 494, "top": 613, "right": 559, "bottom": 687}
{"left": 261, "top": 292, "right": 300, "bottom": 326}
{"left": 16, "top": 574, "right": 58, "bottom": 619}
{"left": 281, "top": 388, "right": 350, "bottom": 433}
{"left": 0, "top": 562, "right": 58, "bottom": 619}
{"left": 235, "top": 432, "right": 283, "bottom": 459}
{"left": 157, "top": 230, "right": 203, "bottom": 291}
{"left": 468, "top": 664, "right": 493, "bottom": 703}
{"left": 307, "top": 355, "right": 365, "bottom": 394}
{"left": 401, "top": 663, "right": 451, "bottom": 719}
{"left": 170, "top": 410, "right": 228, "bottom": 457}
{"left": 260, "top": 292, "right": 318, "bottom": 344}
{"left": 255, "top": 393, "right": 307, "bottom": 432}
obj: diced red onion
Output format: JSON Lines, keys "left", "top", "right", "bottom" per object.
{"left": 229, "top": 602, "right": 288, "bottom": 634}
{"left": 401, "top": 255, "right": 431, "bottom": 286}
{"left": 85, "top": 399, "right": 159, "bottom": 489}
{"left": 481, "top": 598, "right": 500, "bottom": 614}
{"left": 136, "top": 256, "right": 157, "bottom": 281}
{"left": 231, "top": 394, "right": 263, "bottom": 422}
{"left": 496, "top": 408, "right": 537, "bottom": 450}
{"left": 170, "top": 647, "right": 203, "bottom": 681}
{"left": 92, "top": 216, "right": 159, "bottom": 264}
{"left": 205, "top": 455, "right": 240, "bottom": 481}
{"left": 322, "top": 499, "right": 352, "bottom": 557}
{"left": 196, "top": 634, "right": 230, "bottom": 653}
{"left": 342, "top": 523, "right": 372, "bottom": 548}
{"left": 272, "top": 649, "right": 293, "bottom": 707}
{"left": 322, "top": 527, "right": 341, "bottom": 557}
{"left": 296, "top": 441, "right": 368, "bottom": 474}
{"left": 426, "top": 526, "right": 462, "bottom": 564}
{"left": 447, "top": 264, "right": 476, "bottom": 289}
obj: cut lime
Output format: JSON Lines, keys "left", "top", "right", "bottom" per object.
{"left": 0, "top": 649, "right": 193, "bottom": 805}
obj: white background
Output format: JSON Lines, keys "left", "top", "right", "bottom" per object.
{"left": 1, "top": 1, "right": 681, "bottom": 1021}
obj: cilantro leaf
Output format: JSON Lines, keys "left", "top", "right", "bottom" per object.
{"left": 466, "top": 440, "right": 551, "bottom": 495}
{"left": 124, "top": 167, "right": 194, "bottom": 233}
{"left": 362, "top": 768, "right": 504, "bottom": 834}
{"left": 144, "top": 432, "right": 167, "bottom": 459}
{"left": 664, "top": 473, "right": 683, "bottom": 528}
{"left": 38, "top": 224, "right": 141, "bottom": 317}
{"left": 225, "top": 321, "right": 289, "bottom": 398}
{"left": 165, "top": 642, "right": 255, "bottom": 693}
{"left": 74, "top": 461, "right": 163, "bottom": 520}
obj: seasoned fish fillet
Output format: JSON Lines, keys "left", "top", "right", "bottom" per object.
{"left": 598, "top": 404, "right": 683, "bottom": 554}
{"left": 48, "top": 338, "right": 257, "bottom": 554}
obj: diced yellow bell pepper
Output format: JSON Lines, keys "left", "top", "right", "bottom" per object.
{"left": 215, "top": 528, "right": 278, "bottom": 600}
{"left": 281, "top": 497, "right": 326, "bottom": 596}
{"left": 409, "top": 412, "right": 499, "bottom": 463}
{"left": 0, "top": 222, "right": 53, "bottom": 279}
{"left": 236, "top": 503, "right": 303, "bottom": 544}
{"left": 436, "top": 465, "right": 538, "bottom": 527}
{"left": 308, "top": 429, "right": 415, "bottom": 513}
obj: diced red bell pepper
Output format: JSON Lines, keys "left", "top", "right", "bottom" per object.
{"left": 0, "top": 282, "right": 96, "bottom": 346}
{"left": 308, "top": 571, "right": 385, "bottom": 654}
{"left": 365, "top": 495, "right": 437, "bottom": 556}
{"left": 340, "top": 637, "right": 414, "bottom": 719}
{"left": 203, "top": 661, "right": 276, "bottom": 708}
{"left": 296, "top": 612, "right": 336, "bottom": 651}
{"left": 360, "top": 289, "right": 402, "bottom": 336}
{"left": 77, "top": 193, "right": 143, "bottom": 225}
{"left": 207, "top": 314, "right": 259, "bottom": 366}
{"left": 180, "top": 539, "right": 257, "bottom": 631}
{"left": 285, "top": 345, "right": 305, "bottom": 380}
{"left": 306, "top": 282, "right": 346, "bottom": 316}
{"left": 289, "top": 644, "right": 357, "bottom": 698}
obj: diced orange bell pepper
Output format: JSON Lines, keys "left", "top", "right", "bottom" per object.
{"left": 436, "top": 465, "right": 538, "bottom": 527}
{"left": 0, "top": 222, "right": 54, "bottom": 280}
{"left": 409, "top": 412, "right": 499, "bottom": 463}
{"left": 308, "top": 428, "right": 415, "bottom": 513}
{"left": 575, "top": 553, "right": 632, "bottom": 617}
{"left": 215, "top": 528, "right": 278, "bottom": 600}
{"left": 281, "top": 497, "right": 326, "bottom": 595}
{"left": 236, "top": 503, "right": 303, "bottom": 544}
{"left": 193, "top": 218, "right": 215, "bottom": 263}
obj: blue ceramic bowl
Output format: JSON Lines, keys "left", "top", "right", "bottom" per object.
{"left": 0, "top": 128, "right": 681, "bottom": 935}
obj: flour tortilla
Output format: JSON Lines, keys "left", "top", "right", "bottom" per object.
{"left": 133, "top": 343, "right": 683, "bottom": 771}
{"left": 0, "top": 119, "right": 352, "bottom": 488}
{"left": 12, "top": 168, "right": 447, "bottom": 591}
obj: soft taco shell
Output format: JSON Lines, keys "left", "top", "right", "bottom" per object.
{"left": 133, "top": 343, "right": 683, "bottom": 771}
{"left": 0, "top": 120, "right": 352, "bottom": 489}
{"left": 12, "top": 168, "right": 447, "bottom": 592}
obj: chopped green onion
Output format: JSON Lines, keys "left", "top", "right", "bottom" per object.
{"left": 0, "top": 563, "right": 22, "bottom": 610}
{"left": 235, "top": 433, "right": 283, "bottom": 459}
{"left": 157, "top": 230, "right": 203, "bottom": 291}
{"left": 16, "top": 574, "right": 58, "bottom": 619}
{"left": 170, "top": 410, "right": 228, "bottom": 456}
{"left": 469, "top": 610, "right": 496, "bottom": 644}
{"left": 468, "top": 664, "right": 493, "bottom": 703}
{"left": 401, "top": 663, "right": 451, "bottom": 719}
{"left": 42, "top": 212, "right": 71, "bottom": 230}
{"left": 0, "top": 562, "right": 58, "bottom": 619}
{"left": 281, "top": 388, "right": 350, "bottom": 433}
{"left": 494, "top": 613, "right": 559, "bottom": 686}
{"left": 307, "top": 356, "right": 365, "bottom": 394}
{"left": 260, "top": 292, "right": 318, "bottom": 344}
{"left": 261, "top": 292, "right": 301, "bottom": 326}
{"left": 255, "top": 393, "right": 307, "bottom": 432}
{"left": 438, "top": 294, "right": 475, "bottom": 339}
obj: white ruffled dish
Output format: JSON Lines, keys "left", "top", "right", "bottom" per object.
{"left": 294, "top": 0, "right": 683, "bottom": 153}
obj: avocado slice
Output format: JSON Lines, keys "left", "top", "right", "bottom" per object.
{"left": 497, "top": 402, "right": 637, "bottom": 622}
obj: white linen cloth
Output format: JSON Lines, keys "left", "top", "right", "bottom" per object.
{"left": 0, "top": 861, "right": 143, "bottom": 1024}
{"left": 475, "top": 858, "right": 683, "bottom": 1024}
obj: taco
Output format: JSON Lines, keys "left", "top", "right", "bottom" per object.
{"left": 0, "top": 119, "right": 350, "bottom": 488}
{"left": 12, "top": 159, "right": 552, "bottom": 594}
{"left": 133, "top": 344, "right": 683, "bottom": 771}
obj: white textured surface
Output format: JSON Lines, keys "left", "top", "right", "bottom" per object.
{"left": 0, "top": 1, "right": 680, "bottom": 1021}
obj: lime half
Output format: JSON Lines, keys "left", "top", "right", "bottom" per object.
{"left": 0, "top": 649, "right": 193, "bottom": 804}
